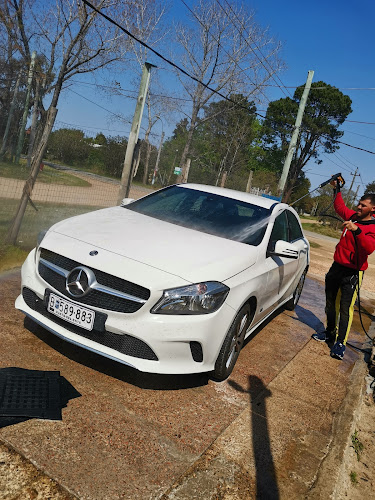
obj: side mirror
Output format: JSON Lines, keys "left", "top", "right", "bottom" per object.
{"left": 120, "top": 198, "right": 135, "bottom": 207}
{"left": 268, "top": 240, "right": 299, "bottom": 259}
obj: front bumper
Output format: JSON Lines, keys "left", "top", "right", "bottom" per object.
{"left": 16, "top": 250, "right": 236, "bottom": 375}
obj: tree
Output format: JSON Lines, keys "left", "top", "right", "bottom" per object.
{"left": 47, "top": 128, "right": 91, "bottom": 164}
{"left": 365, "top": 180, "right": 375, "bottom": 193}
{"left": 2, "top": 0, "right": 147, "bottom": 243}
{"left": 262, "top": 81, "right": 352, "bottom": 202}
{"left": 192, "top": 95, "right": 257, "bottom": 186}
{"left": 173, "top": 0, "right": 283, "bottom": 174}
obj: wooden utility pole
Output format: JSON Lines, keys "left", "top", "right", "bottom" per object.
{"left": 345, "top": 168, "right": 360, "bottom": 205}
{"left": 15, "top": 51, "right": 36, "bottom": 164}
{"left": 278, "top": 70, "right": 314, "bottom": 198}
{"left": 350, "top": 184, "right": 360, "bottom": 208}
{"left": 0, "top": 69, "right": 22, "bottom": 160}
{"left": 220, "top": 170, "right": 227, "bottom": 187}
{"left": 246, "top": 170, "right": 253, "bottom": 193}
{"left": 151, "top": 131, "right": 165, "bottom": 185}
{"left": 117, "top": 62, "right": 155, "bottom": 202}
{"left": 181, "top": 158, "right": 191, "bottom": 183}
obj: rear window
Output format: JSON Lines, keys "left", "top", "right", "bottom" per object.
{"left": 126, "top": 186, "right": 270, "bottom": 246}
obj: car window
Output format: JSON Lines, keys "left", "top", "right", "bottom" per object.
{"left": 268, "top": 211, "right": 288, "bottom": 251}
{"left": 126, "top": 185, "right": 270, "bottom": 246}
{"left": 286, "top": 210, "right": 303, "bottom": 242}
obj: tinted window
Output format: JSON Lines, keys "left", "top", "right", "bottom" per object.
{"left": 126, "top": 186, "right": 270, "bottom": 246}
{"left": 287, "top": 211, "right": 303, "bottom": 241}
{"left": 268, "top": 211, "right": 288, "bottom": 251}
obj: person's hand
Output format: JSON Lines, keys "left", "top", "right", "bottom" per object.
{"left": 343, "top": 220, "right": 358, "bottom": 232}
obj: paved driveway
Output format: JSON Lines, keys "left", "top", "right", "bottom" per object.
{"left": 0, "top": 271, "right": 368, "bottom": 499}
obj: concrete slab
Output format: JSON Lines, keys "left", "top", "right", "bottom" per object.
{"left": 0, "top": 271, "right": 372, "bottom": 499}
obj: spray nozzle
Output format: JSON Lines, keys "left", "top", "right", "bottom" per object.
{"left": 319, "top": 172, "right": 345, "bottom": 189}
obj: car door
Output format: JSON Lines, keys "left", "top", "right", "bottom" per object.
{"left": 286, "top": 209, "right": 309, "bottom": 290}
{"left": 262, "top": 210, "right": 299, "bottom": 313}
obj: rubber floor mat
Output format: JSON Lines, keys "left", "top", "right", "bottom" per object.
{"left": 0, "top": 367, "right": 79, "bottom": 421}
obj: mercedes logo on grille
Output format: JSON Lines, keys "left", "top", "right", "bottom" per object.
{"left": 66, "top": 266, "right": 95, "bottom": 297}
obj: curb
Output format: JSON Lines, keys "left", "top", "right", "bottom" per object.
{"left": 307, "top": 358, "right": 368, "bottom": 499}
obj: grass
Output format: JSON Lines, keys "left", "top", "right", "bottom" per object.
{"left": 0, "top": 198, "right": 104, "bottom": 271}
{"left": 302, "top": 222, "right": 341, "bottom": 239}
{"left": 350, "top": 471, "right": 358, "bottom": 485}
{"left": 351, "top": 430, "right": 364, "bottom": 461}
{"left": 309, "top": 241, "right": 322, "bottom": 248}
{"left": 0, "top": 160, "right": 91, "bottom": 187}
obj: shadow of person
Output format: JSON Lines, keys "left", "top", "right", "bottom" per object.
{"left": 228, "top": 376, "right": 280, "bottom": 500}
{"left": 287, "top": 304, "right": 325, "bottom": 333}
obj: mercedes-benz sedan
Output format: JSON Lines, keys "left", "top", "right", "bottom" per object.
{"left": 16, "top": 183, "right": 309, "bottom": 380}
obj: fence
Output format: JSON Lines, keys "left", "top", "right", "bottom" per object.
{"left": 0, "top": 160, "right": 269, "bottom": 251}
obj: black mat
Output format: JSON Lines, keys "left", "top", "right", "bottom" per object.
{"left": 0, "top": 368, "right": 81, "bottom": 426}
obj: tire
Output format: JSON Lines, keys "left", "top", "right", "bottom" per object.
{"left": 213, "top": 303, "right": 252, "bottom": 381}
{"left": 284, "top": 268, "right": 307, "bottom": 311}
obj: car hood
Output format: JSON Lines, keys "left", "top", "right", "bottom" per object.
{"left": 49, "top": 207, "right": 259, "bottom": 284}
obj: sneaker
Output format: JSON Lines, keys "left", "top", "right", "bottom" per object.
{"left": 330, "top": 342, "right": 346, "bottom": 360}
{"left": 312, "top": 330, "right": 335, "bottom": 343}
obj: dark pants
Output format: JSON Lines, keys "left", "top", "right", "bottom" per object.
{"left": 325, "top": 262, "right": 363, "bottom": 345}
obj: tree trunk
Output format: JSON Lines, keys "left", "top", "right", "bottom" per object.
{"left": 6, "top": 107, "right": 58, "bottom": 244}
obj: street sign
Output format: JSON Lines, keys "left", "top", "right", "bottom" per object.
{"left": 174, "top": 167, "right": 182, "bottom": 175}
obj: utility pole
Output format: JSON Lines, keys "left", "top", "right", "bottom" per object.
{"left": 117, "top": 62, "right": 155, "bottom": 202}
{"left": 151, "top": 131, "right": 165, "bottom": 185}
{"left": 350, "top": 184, "right": 360, "bottom": 208}
{"left": 0, "top": 69, "right": 22, "bottom": 160}
{"left": 246, "top": 170, "right": 253, "bottom": 193}
{"left": 345, "top": 167, "right": 360, "bottom": 204}
{"left": 15, "top": 51, "right": 36, "bottom": 164}
{"left": 278, "top": 70, "right": 314, "bottom": 199}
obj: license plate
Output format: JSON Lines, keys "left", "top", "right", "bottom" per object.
{"left": 47, "top": 293, "right": 95, "bottom": 331}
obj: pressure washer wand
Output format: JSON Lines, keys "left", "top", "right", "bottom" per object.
{"left": 290, "top": 173, "right": 345, "bottom": 206}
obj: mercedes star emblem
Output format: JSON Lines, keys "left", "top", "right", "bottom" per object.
{"left": 66, "top": 266, "right": 95, "bottom": 297}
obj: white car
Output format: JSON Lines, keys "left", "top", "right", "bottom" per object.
{"left": 16, "top": 183, "right": 309, "bottom": 381}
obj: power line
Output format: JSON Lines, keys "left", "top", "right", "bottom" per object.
{"left": 80, "top": 0, "right": 255, "bottom": 114}
{"left": 216, "top": 0, "right": 292, "bottom": 98}
{"left": 179, "top": 0, "right": 271, "bottom": 104}
{"left": 66, "top": 88, "right": 132, "bottom": 124}
{"left": 346, "top": 119, "right": 375, "bottom": 125}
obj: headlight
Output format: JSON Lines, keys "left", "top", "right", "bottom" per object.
{"left": 151, "top": 282, "right": 229, "bottom": 315}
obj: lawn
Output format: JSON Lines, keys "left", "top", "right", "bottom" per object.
{"left": 302, "top": 222, "right": 341, "bottom": 239}
{"left": 0, "top": 198, "right": 103, "bottom": 271}
{"left": 0, "top": 160, "right": 91, "bottom": 187}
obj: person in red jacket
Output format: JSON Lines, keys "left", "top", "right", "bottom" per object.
{"left": 312, "top": 182, "right": 375, "bottom": 359}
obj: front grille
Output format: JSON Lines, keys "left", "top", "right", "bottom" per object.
{"left": 22, "top": 287, "right": 158, "bottom": 361}
{"left": 39, "top": 248, "right": 150, "bottom": 313}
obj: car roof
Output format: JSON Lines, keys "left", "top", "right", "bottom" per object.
{"left": 177, "top": 183, "right": 280, "bottom": 210}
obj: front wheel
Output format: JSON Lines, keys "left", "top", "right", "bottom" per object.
{"left": 284, "top": 268, "right": 307, "bottom": 311}
{"left": 213, "top": 303, "right": 252, "bottom": 381}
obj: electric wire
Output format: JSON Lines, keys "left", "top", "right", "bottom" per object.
{"left": 80, "top": 0, "right": 257, "bottom": 115}
{"left": 215, "top": 0, "right": 291, "bottom": 98}
{"left": 179, "top": 0, "right": 271, "bottom": 104}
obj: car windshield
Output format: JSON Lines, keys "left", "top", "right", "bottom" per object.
{"left": 125, "top": 186, "right": 270, "bottom": 246}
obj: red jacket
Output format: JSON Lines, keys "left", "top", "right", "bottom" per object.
{"left": 333, "top": 193, "right": 375, "bottom": 271}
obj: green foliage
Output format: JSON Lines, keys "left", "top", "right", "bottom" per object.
{"left": 350, "top": 471, "right": 358, "bottom": 485}
{"left": 262, "top": 81, "right": 352, "bottom": 201}
{"left": 365, "top": 180, "right": 375, "bottom": 193}
{"left": 47, "top": 128, "right": 90, "bottom": 165}
{"left": 351, "top": 430, "right": 364, "bottom": 461}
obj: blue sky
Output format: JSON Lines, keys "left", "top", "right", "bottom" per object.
{"left": 56, "top": 0, "right": 375, "bottom": 194}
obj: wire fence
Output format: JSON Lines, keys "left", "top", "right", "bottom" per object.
{"left": 0, "top": 160, "right": 269, "bottom": 251}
